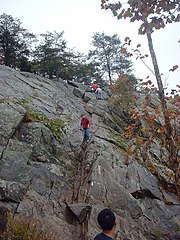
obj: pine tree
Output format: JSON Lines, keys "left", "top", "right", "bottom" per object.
{"left": 0, "top": 13, "right": 34, "bottom": 70}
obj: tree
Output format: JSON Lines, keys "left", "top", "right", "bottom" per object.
{"left": 88, "top": 32, "right": 134, "bottom": 86}
{"left": 125, "top": 84, "right": 180, "bottom": 196}
{"left": 109, "top": 74, "right": 136, "bottom": 110}
{"left": 0, "top": 13, "right": 34, "bottom": 70}
{"left": 33, "top": 32, "right": 102, "bottom": 83}
{"left": 33, "top": 31, "right": 67, "bottom": 79}
{"left": 64, "top": 53, "right": 103, "bottom": 85}
{"left": 101, "top": 0, "right": 180, "bottom": 196}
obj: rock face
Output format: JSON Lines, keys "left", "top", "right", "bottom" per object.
{"left": 0, "top": 65, "right": 179, "bottom": 240}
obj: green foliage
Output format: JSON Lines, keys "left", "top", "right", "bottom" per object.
{"left": 68, "top": 56, "right": 103, "bottom": 85}
{"left": 2, "top": 214, "right": 54, "bottom": 240}
{"left": 176, "top": 226, "right": 180, "bottom": 231}
{"left": 33, "top": 31, "right": 67, "bottom": 79}
{"left": 32, "top": 31, "right": 99, "bottom": 83}
{"left": 18, "top": 56, "right": 33, "bottom": 72}
{"left": 0, "top": 13, "right": 35, "bottom": 69}
{"left": 88, "top": 32, "right": 135, "bottom": 85}
{"left": 0, "top": 13, "right": 136, "bottom": 84}
{"left": 16, "top": 97, "right": 32, "bottom": 105}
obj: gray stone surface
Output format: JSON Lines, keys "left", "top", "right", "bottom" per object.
{"left": 0, "top": 65, "right": 179, "bottom": 240}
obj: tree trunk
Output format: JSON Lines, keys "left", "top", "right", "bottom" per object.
{"left": 108, "top": 66, "right": 113, "bottom": 86}
{"left": 145, "top": 24, "right": 164, "bottom": 100}
{"left": 103, "top": 43, "right": 113, "bottom": 86}
{"left": 145, "top": 19, "right": 179, "bottom": 196}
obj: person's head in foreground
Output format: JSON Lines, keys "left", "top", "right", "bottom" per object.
{"left": 94, "top": 208, "right": 116, "bottom": 239}
{"left": 98, "top": 208, "right": 116, "bottom": 231}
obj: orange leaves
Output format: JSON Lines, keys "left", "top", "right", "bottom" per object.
{"left": 158, "top": 0, "right": 168, "bottom": 9}
{"left": 169, "top": 65, "right": 178, "bottom": 72}
{"left": 128, "top": 91, "right": 180, "bottom": 149}
{"left": 101, "top": 0, "right": 108, "bottom": 4}
{"left": 120, "top": 37, "right": 134, "bottom": 57}
{"left": 124, "top": 124, "right": 138, "bottom": 139}
{"left": 139, "top": 54, "right": 149, "bottom": 59}
{"left": 126, "top": 145, "right": 133, "bottom": 156}
{"left": 120, "top": 47, "right": 127, "bottom": 54}
{"left": 124, "top": 36, "right": 131, "bottom": 45}
{"left": 157, "top": 127, "right": 165, "bottom": 134}
{"left": 130, "top": 112, "right": 140, "bottom": 120}
{"left": 101, "top": 0, "right": 180, "bottom": 34}
{"left": 120, "top": 47, "right": 133, "bottom": 57}
{"left": 100, "top": 0, "right": 110, "bottom": 9}
{"left": 135, "top": 137, "right": 144, "bottom": 147}
{"left": 164, "top": 169, "right": 174, "bottom": 181}
{"left": 124, "top": 8, "right": 133, "bottom": 18}
{"left": 145, "top": 95, "right": 150, "bottom": 102}
{"left": 141, "top": 80, "right": 153, "bottom": 85}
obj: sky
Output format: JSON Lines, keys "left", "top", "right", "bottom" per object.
{"left": 1, "top": 0, "right": 180, "bottom": 91}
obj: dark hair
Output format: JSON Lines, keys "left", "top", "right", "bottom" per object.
{"left": 97, "top": 208, "right": 116, "bottom": 231}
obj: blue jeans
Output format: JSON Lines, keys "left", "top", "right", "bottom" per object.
{"left": 83, "top": 128, "right": 90, "bottom": 141}
{"left": 96, "top": 92, "right": 102, "bottom": 99}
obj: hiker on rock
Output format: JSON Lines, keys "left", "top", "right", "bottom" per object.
{"left": 93, "top": 208, "right": 116, "bottom": 240}
{"left": 95, "top": 86, "right": 103, "bottom": 100}
{"left": 80, "top": 114, "right": 90, "bottom": 143}
{"left": 90, "top": 83, "right": 98, "bottom": 93}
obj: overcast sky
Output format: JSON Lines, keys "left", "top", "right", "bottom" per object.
{"left": 1, "top": 0, "right": 180, "bottom": 91}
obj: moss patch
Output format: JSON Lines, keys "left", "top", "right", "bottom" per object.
{"left": 16, "top": 98, "right": 65, "bottom": 140}
{"left": 28, "top": 110, "right": 65, "bottom": 140}
{"left": 109, "top": 134, "right": 126, "bottom": 150}
{"left": 16, "top": 97, "right": 32, "bottom": 105}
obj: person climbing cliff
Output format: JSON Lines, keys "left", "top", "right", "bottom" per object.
{"left": 90, "top": 83, "right": 98, "bottom": 93}
{"left": 80, "top": 114, "right": 90, "bottom": 144}
{"left": 95, "top": 86, "right": 103, "bottom": 100}
{"left": 93, "top": 208, "right": 116, "bottom": 240}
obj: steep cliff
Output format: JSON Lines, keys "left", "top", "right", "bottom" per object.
{"left": 0, "top": 65, "right": 179, "bottom": 240}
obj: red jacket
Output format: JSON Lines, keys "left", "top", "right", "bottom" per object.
{"left": 81, "top": 116, "right": 90, "bottom": 128}
{"left": 90, "top": 84, "right": 97, "bottom": 90}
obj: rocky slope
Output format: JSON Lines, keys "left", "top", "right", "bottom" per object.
{"left": 0, "top": 65, "right": 179, "bottom": 240}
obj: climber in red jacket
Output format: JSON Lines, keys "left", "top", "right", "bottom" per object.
{"left": 80, "top": 114, "right": 90, "bottom": 143}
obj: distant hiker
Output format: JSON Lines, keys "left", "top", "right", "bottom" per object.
{"left": 80, "top": 114, "right": 90, "bottom": 143}
{"left": 93, "top": 208, "right": 116, "bottom": 240}
{"left": 90, "top": 83, "right": 98, "bottom": 93}
{"left": 95, "top": 86, "right": 103, "bottom": 100}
